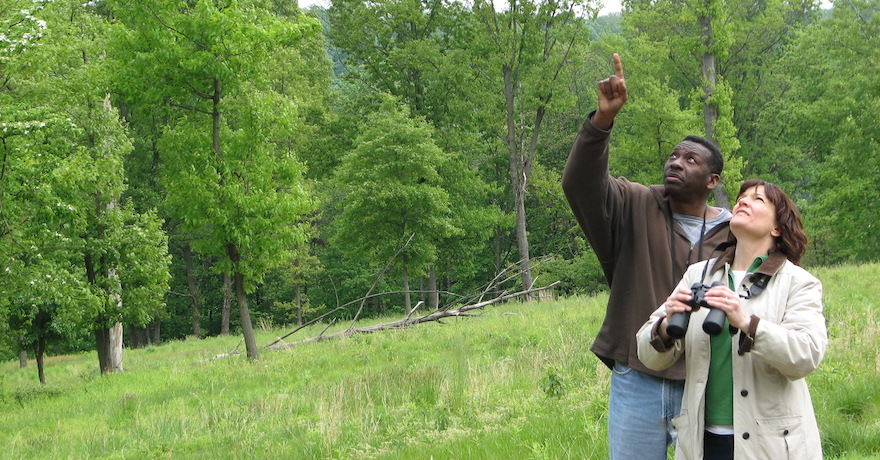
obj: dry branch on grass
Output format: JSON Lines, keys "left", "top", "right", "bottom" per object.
{"left": 211, "top": 237, "right": 557, "bottom": 359}
{"left": 266, "top": 282, "right": 558, "bottom": 351}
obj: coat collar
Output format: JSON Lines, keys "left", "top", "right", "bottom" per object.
{"left": 710, "top": 241, "right": 787, "bottom": 277}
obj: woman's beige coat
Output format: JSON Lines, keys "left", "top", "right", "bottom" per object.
{"left": 637, "top": 253, "right": 827, "bottom": 459}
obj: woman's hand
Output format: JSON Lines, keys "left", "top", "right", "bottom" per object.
{"left": 655, "top": 287, "right": 695, "bottom": 342}
{"left": 663, "top": 287, "right": 694, "bottom": 320}
{"left": 705, "top": 285, "right": 751, "bottom": 331}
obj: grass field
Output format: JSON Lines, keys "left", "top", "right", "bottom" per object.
{"left": 2, "top": 263, "right": 879, "bottom": 459}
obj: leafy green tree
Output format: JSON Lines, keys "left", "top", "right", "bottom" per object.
{"left": 1, "top": 0, "right": 170, "bottom": 376}
{"left": 459, "top": 0, "right": 594, "bottom": 293}
{"left": 757, "top": 0, "right": 880, "bottom": 264}
{"left": 327, "top": 2, "right": 502, "bottom": 306}
{"left": 328, "top": 0, "right": 459, "bottom": 122}
{"left": 622, "top": 0, "right": 749, "bottom": 201}
{"left": 333, "top": 95, "right": 456, "bottom": 312}
{"left": 109, "top": 0, "right": 321, "bottom": 359}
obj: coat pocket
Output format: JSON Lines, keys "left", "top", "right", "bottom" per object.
{"left": 671, "top": 411, "right": 696, "bottom": 459}
{"left": 755, "top": 415, "right": 805, "bottom": 459}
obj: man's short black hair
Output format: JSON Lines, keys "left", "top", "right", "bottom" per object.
{"left": 684, "top": 135, "right": 723, "bottom": 175}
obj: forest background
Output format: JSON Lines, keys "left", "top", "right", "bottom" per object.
{"left": 1, "top": 0, "right": 878, "bottom": 378}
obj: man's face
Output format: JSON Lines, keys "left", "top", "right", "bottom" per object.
{"left": 663, "top": 140, "right": 718, "bottom": 197}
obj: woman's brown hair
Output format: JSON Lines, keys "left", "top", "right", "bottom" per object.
{"left": 737, "top": 179, "right": 808, "bottom": 265}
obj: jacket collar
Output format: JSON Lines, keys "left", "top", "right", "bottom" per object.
{"left": 710, "top": 241, "right": 787, "bottom": 277}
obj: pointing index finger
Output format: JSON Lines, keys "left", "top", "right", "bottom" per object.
{"left": 613, "top": 53, "right": 625, "bottom": 80}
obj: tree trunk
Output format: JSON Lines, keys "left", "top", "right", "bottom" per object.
{"left": 95, "top": 327, "right": 110, "bottom": 374}
{"left": 94, "top": 322, "right": 124, "bottom": 374}
{"left": 295, "top": 284, "right": 303, "bottom": 327}
{"left": 427, "top": 265, "right": 439, "bottom": 310}
{"left": 502, "top": 64, "right": 535, "bottom": 295}
{"left": 699, "top": 10, "right": 730, "bottom": 209}
{"left": 402, "top": 266, "right": 412, "bottom": 313}
{"left": 234, "top": 270, "right": 259, "bottom": 360}
{"left": 222, "top": 273, "right": 233, "bottom": 334}
{"left": 128, "top": 325, "right": 151, "bottom": 349}
{"left": 152, "top": 320, "right": 161, "bottom": 345}
{"left": 494, "top": 228, "right": 504, "bottom": 288}
{"left": 109, "top": 322, "right": 124, "bottom": 372}
{"left": 181, "top": 244, "right": 202, "bottom": 338}
{"left": 18, "top": 334, "right": 27, "bottom": 368}
{"left": 36, "top": 334, "right": 46, "bottom": 385}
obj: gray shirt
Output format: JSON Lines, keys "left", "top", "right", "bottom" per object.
{"left": 673, "top": 208, "right": 732, "bottom": 248}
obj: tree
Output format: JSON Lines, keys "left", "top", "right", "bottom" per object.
{"left": 333, "top": 95, "right": 456, "bottom": 312}
{"left": 110, "top": 0, "right": 321, "bottom": 359}
{"left": 756, "top": 0, "right": 880, "bottom": 264}
{"left": 461, "top": 0, "right": 595, "bottom": 294}
{"left": 327, "top": 0, "right": 505, "bottom": 308}
{"left": 622, "top": 0, "right": 744, "bottom": 200}
{"left": 0, "top": 0, "right": 170, "bottom": 376}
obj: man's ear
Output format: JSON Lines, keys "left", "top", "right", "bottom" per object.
{"left": 706, "top": 173, "right": 721, "bottom": 190}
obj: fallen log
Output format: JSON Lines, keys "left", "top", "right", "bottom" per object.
{"left": 267, "top": 282, "right": 558, "bottom": 351}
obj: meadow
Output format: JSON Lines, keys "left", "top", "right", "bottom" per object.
{"left": 2, "top": 263, "right": 879, "bottom": 459}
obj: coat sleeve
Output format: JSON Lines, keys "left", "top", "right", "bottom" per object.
{"left": 636, "top": 271, "right": 696, "bottom": 370}
{"left": 750, "top": 271, "right": 827, "bottom": 381}
{"left": 636, "top": 304, "right": 684, "bottom": 371}
{"left": 561, "top": 112, "right": 620, "bottom": 272}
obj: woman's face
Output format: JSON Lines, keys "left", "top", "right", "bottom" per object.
{"left": 731, "top": 185, "right": 780, "bottom": 240}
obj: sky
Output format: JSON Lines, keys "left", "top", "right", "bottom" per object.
{"left": 299, "top": 0, "right": 623, "bottom": 15}
{"left": 298, "top": 0, "right": 833, "bottom": 18}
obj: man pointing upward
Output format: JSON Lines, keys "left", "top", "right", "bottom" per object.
{"left": 562, "top": 53, "right": 732, "bottom": 459}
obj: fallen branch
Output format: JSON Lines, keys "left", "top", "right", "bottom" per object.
{"left": 267, "top": 282, "right": 558, "bottom": 351}
{"left": 264, "top": 290, "right": 459, "bottom": 349}
{"left": 210, "top": 338, "right": 244, "bottom": 360}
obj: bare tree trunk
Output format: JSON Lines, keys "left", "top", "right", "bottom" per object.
{"left": 222, "top": 273, "right": 233, "bottom": 335}
{"left": 94, "top": 274, "right": 125, "bottom": 374}
{"left": 181, "top": 244, "right": 202, "bottom": 337}
{"left": 295, "top": 285, "right": 303, "bottom": 327}
{"left": 108, "top": 262, "right": 124, "bottom": 372}
{"left": 95, "top": 326, "right": 110, "bottom": 374}
{"left": 152, "top": 320, "right": 161, "bottom": 345}
{"left": 19, "top": 334, "right": 27, "bottom": 368}
{"left": 234, "top": 270, "right": 259, "bottom": 360}
{"left": 228, "top": 240, "right": 258, "bottom": 360}
{"left": 94, "top": 323, "right": 124, "bottom": 374}
{"left": 127, "top": 325, "right": 150, "bottom": 349}
{"left": 402, "top": 266, "right": 412, "bottom": 312}
{"left": 699, "top": 10, "right": 730, "bottom": 209}
{"left": 427, "top": 265, "right": 439, "bottom": 310}
{"left": 36, "top": 335, "right": 46, "bottom": 385}
{"left": 503, "top": 65, "right": 535, "bottom": 295}
{"left": 109, "top": 322, "right": 124, "bottom": 372}
{"left": 494, "top": 228, "right": 504, "bottom": 286}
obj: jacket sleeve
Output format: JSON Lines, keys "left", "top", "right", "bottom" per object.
{"left": 561, "top": 112, "right": 620, "bottom": 271}
{"left": 750, "top": 272, "right": 827, "bottom": 381}
{"left": 636, "top": 272, "right": 695, "bottom": 370}
{"left": 636, "top": 304, "right": 684, "bottom": 371}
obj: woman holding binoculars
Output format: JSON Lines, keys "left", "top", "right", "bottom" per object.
{"left": 637, "top": 179, "right": 827, "bottom": 460}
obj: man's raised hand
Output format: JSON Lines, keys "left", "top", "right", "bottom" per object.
{"left": 592, "top": 53, "right": 627, "bottom": 130}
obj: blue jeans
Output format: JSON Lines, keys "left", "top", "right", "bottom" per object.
{"left": 609, "top": 361, "right": 684, "bottom": 460}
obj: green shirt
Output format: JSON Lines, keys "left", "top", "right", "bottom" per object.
{"left": 705, "top": 254, "right": 767, "bottom": 427}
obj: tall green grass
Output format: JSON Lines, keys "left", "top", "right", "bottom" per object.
{"left": 2, "top": 263, "right": 878, "bottom": 459}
